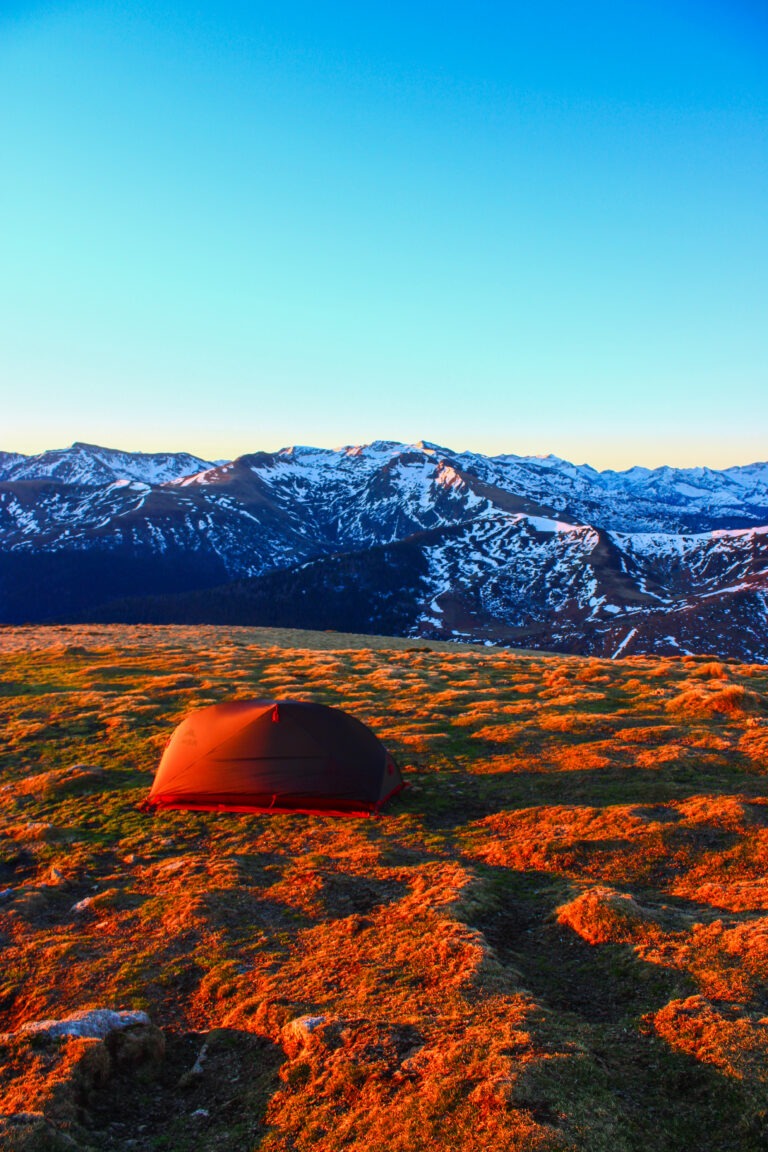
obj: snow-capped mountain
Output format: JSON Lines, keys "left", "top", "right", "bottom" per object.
{"left": 443, "top": 448, "right": 768, "bottom": 532}
{"left": 0, "top": 442, "right": 217, "bottom": 487}
{"left": 1, "top": 439, "right": 767, "bottom": 660}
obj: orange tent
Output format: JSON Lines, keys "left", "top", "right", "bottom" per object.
{"left": 146, "top": 699, "right": 404, "bottom": 817}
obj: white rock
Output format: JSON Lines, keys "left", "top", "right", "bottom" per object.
{"left": 288, "top": 1014, "right": 325, "bottom": 1035}
{"left": 281, "top": 1014, "right": 327, "bottom": 1054}
{"left": 18, "top": 1009, "right": 150, "bottom": 1041}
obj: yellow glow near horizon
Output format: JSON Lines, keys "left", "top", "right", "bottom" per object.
{"left": 5, "top": 425, "right": 766, "bottom": 473}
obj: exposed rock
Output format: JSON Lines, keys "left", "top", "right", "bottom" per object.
{"left": 0, "top": 1014, "right": 165, "bottom": 1141}
{"left": 16, "top": 1009, "right": 151, "bottom": 1042}
{"left": 177, "top": 1038, "right": 209, "bottom": 1089}
{"left": 70, "top": 897, "right": 94, "bottom": 914}
{"left": 281, "top": 1015, "right": 328, "bottom": 1058}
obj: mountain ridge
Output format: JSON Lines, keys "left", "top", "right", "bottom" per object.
{"left": 2, "top": 439, "right": 767, "bottom": 659}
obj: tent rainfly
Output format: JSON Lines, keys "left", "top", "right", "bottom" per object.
{"left": 145, "top": 699, "right": 404, "bottom": 817}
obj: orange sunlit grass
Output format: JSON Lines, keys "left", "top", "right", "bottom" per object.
{"left": 0, "top": 625, "right": 767, "bottom": 1150}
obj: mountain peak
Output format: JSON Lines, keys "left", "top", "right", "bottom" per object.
{"left": 1, "top": 437, "right": 768, "bottom": 659}
{"left": 0, "top": 442, "right": 218, "bottom": 486}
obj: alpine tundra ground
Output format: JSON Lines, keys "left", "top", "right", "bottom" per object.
{"left": 1, "top": 624, "right": 768, "bottom": 1152}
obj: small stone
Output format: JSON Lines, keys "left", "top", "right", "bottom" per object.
{"left": 281, "top": 1014, "right": 328, "bottom": 1057}
{"left": 178, "top": 1039, "right": 209, "bottom": 1087}
{"left": 191, "top": 1109, "right": 209, "bottom": 1119}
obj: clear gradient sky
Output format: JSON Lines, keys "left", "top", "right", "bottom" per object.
{"left": 1, "top": 1, "right": 766, "bottom": 468}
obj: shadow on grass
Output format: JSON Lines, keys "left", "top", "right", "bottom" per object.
{"left": 86, "top": 1027, "right": 284, "bottom": 1152}
{"left": 465, "top": 866, "right": 768, "bottom": 1152}
{"left": 400, "top": 760, "right": 768, "bottom": 831}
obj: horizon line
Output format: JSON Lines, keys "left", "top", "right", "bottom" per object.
{"left": 2, "top": 437, "right": 767, "bottom": 476}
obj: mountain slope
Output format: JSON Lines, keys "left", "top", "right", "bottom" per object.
{"left": 2, "top": 439, "right": 767, "bottom": 658}
{"left": 91, "top": 515, "right": 768, "bottom": 662}
{"left": 0, "top": 441, "right": 216, "bottom": 486}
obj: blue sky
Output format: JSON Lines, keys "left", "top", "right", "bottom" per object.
{"left": 1, "top": 1, "right": 766, "bottom": 468}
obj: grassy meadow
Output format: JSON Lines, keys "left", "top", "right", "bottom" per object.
{"left": 1, "top": 624, "right": 768, "bottom": 1151}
